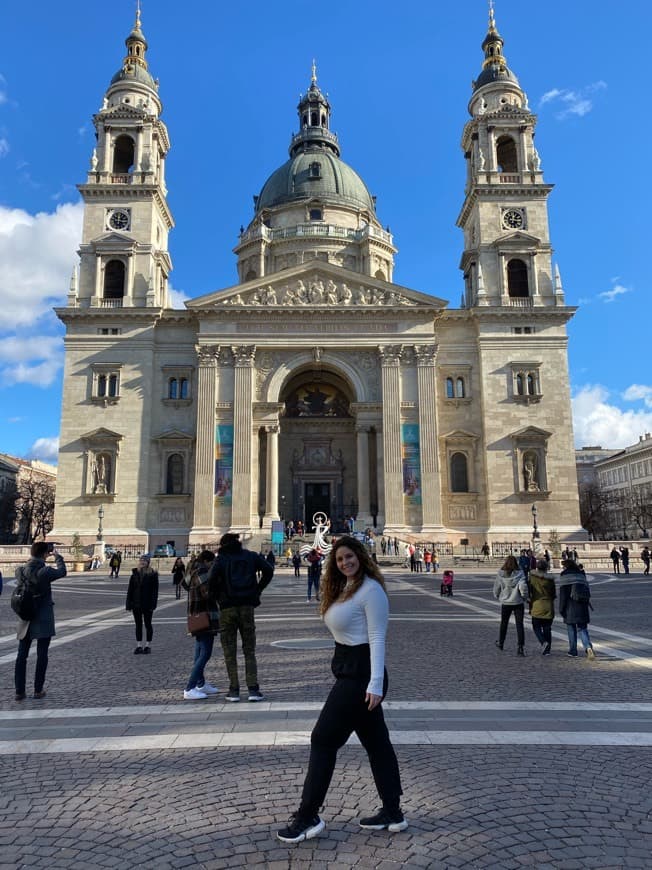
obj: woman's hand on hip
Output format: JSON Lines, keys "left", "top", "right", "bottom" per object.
{"left": 365, "top": 692, "right": 382, "bottom": 711}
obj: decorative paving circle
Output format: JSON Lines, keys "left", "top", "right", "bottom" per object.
{"left": 270, "top": 638, "right": 334, "bottom": 650}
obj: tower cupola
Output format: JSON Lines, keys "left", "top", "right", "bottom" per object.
{"left": 290, "top": 62, "right": 340, "bottom": 158}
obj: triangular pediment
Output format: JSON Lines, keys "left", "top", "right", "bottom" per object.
{"left": 101, "top": 104, "right": 148, "bottom": 121}
{"left": 91, "top": 232, "right": 136, "bottom": 250}
{"left": 186, "top": 262, "right": 448, "bottom": 312}
{"left": 441, "top": 429, "right": 479, "bottom": 441}
{"left": 152, "top": 429, "right": 194, "bottom": 442}
{"left": 81, "top": 428, "right": 123, "bottom": 443}
{"left": 510, "top": 426, "right": 552, "bottom": 441}
{"left": 491, "top": 230, "right": 541, "bottom": 247}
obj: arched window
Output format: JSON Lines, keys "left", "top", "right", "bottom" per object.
{"left": 375, "top": 269, "right": 387, "bottom": 281}
{"left": 507, "top": 258, "right": 528, "bottom": 297}
{"left": 168, "top": 378, "right": 178, "bottom": 399}
{"left": 311, "top": 111, "right": 319, "bottom": 126}
{"left": 516, "top": 373, "right": 524, "bottom": 396}
{"left": 166, "top": 453, "right": 184, "bottom": 494}
{"left": 113, "top": 135, "right": 135, "bottom": 174}
{"left": 456, "top": 377, "right": 465, "bottom": 398}
{"left": 245, "top": 269, "right": 257, "bottom": 281}
{"left": 97, "top": 374, "right": 107, "bottom": 397}
{"left": 104, "top": 260, "right": 125, "bottom": 299}
{"left": 450, "top": 453, "right": 469, "bottom": 493}
{"left": 527, "top": 373, "right": 536, "bottom": 395}
{"left": 107, "top": 374, "right": 118, "bottom": 397}
{"left": 496, "top": 136, "right": 518, "bottom": 173}
{"left": 179, "top": 378, "right": 189, "bottom": 399}
{"left": 446, "top": 377, "right": 454, "bottom": 398}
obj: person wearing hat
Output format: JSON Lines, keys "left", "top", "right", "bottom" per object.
{"left": 126, "top": 555, "right": 159, "bottom": 654}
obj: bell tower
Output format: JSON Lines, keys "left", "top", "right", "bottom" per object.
{"left": 70, "top": 3, "right": 174, "bottom": 310}
{"left": 457, "top": 3, "right": 564, "bottom": 309}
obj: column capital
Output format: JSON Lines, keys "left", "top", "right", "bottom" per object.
{"left": 378, "top": 345, "right": 403, "bottom": 366}
{"left": 265, "top": 424, "right": 280, "bottom": 435}
{"left": 355, "top": 425, "right": 370, "bottom": 435}
{"left": 232, "top": 345, "right": 256, "bottom": 367}
{"left": 414, "top": 343, "right": 438, "bottom": 366}
{"left": 196, "top": 344, "right": 221, "bottom": 367}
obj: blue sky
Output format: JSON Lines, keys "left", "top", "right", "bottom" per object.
{"left": 0, "top": 0, "right": 650, "bottom": 463}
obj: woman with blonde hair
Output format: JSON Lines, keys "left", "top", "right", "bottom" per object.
{"left": 277, "top": 535, "right": 406, "bottom": 843}
{"left": 493, "top": 554, "right": 529, "bottom": 656}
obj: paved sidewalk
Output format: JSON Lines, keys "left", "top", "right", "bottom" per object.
{"left": 1, "top": 569, "right": 652, "bottom": 867}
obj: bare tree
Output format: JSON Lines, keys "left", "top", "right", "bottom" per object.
{"left": 16, "top": 476, "right": 56, "bottom": 543}
{"left": 578, "top": 483, "right": 615, "bottom": 540}
{"left": 0, "top": 482, "right": 19, "bottom": 543}
{"left": 622, "top": 485, "right": 652, "bottom": 539}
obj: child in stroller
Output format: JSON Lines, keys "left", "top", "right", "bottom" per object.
{"left": 440, "top": 569, "right": 454, "bottom": 596}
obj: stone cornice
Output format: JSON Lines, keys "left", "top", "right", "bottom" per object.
{"left": 456, "top": 185, "right": 554, "bottom": 228}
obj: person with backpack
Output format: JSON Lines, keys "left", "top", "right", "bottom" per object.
{"left": 558, "top": 558, "right": 595, "bottom": 659}
{"left": 13, "top": 541, "right": 67, "bottom": 701}
{"left": 208, "top": 533, "right": 274, "bottom": 702}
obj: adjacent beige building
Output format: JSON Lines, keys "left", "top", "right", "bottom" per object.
{"left": 52, "top": 9, "right": 584, "bottom": 550}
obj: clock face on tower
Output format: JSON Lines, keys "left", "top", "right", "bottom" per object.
{"left": 503, "top": 209, "right": 524, "bottom": 230}
{"left": 108, "top": 209, "right": 130, "bottom": 231}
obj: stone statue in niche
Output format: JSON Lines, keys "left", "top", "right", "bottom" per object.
{"left": 523, "top": 453, "right": 540, "bottom": 492}
{"left": 92, "top": 454, "right": 110, "bottom": 494}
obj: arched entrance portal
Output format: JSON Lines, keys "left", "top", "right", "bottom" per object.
{"left": 279, "top": 369, "right": 357, "bottom": 533}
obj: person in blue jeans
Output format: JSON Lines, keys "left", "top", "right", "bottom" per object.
{"left": 558, "top": 559, "right": 595, "bottom": 660}
{"left": 182, "top": 550, "right": 220, "bottom": 700}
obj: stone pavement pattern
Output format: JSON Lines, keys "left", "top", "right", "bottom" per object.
{"left": 1, "top": 567, "right": 652, "bottom": 868}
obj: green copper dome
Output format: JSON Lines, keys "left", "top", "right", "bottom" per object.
{"left": 257, "top": 150, "right": 376, "bottom": 213}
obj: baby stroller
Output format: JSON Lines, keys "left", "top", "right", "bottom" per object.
{"left": 440, "top": 569, "right": 454, "bottom": 597}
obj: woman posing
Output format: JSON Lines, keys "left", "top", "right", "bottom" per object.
{"left": 493, "top": 555, "right": 529, "bottom": 656}
{"left": 559, "top": 559, "right": 596, "bottom": 659}
{"left": 528, "top": 558, "right": 556, "bottom": 655}
{"left": 277, "top": 535, "right": 406, "bottom": 843}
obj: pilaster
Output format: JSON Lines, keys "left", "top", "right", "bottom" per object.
{"left": 415, "top": 344, "right": 444, "bottom": 530}
{"left": 231, "top": 345, "right": 256, "bottom": 528}
{"left": 379, "top": 345, "right": 404, "bottom": 529}
{"left": 190, "top": 345, "right": 219, "bottom": 536}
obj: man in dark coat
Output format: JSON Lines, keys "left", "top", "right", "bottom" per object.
{"left": 14, "top": 541, "right": 67, "bottom": 701}
{"left": 208, "top": 533, "right": 273, "bottom": 702}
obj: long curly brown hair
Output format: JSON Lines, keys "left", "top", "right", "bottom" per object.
{"left": 320, "top": 536, "right": 386, "bottom": 615}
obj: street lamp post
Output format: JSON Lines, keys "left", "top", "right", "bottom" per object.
{"left": 531, "top": 503, "right": 540, "bottom": 546}
{"left": 97, "top": 504, "right": 105, "bottom": 542}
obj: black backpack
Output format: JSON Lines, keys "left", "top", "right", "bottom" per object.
{"left": 11, "top": 567, "right": 41, "bottom": 621}
{"left": 570, "top": 582, "right": 591, "bottom": 603}
{"left": 221, "top": 553, "right": 258, "bottom": 601}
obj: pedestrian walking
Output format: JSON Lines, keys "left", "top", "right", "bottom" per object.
{"left": 641, "top": 546, "right": 650, "bottom": 575}
{"left": 559, "top": 559, "right": 595, "bottom": 659}
{"left": 528, "top": 558, "right": 556, "bottom": 655}
{"left": 13, "top": 542, "right": 67, "bottom": 701}
{"left": 481, "top": 542, "right": 491, "bottom": 561}
{"left": 620, "top": 546, "right": 630, "bottom": 575}
{"left": 292, "top": 550, "right": 302, "bottom": 578}
{"left": 493, "top": 555, "right": 529, "bottom": 656}
{"left": 305, "top": 548, "right": 322, "bottom": 603}
{"left": 172, "top": 556, "right": 185, "bottom": 600}
{"left": 109, "top": 550, "right": 122, "bottom": 578}
{"left": 277, "top": 535, "right": 407, "bottom": 843}
{"left": 182, "top": 550, "right": 220, "bottom": 700}
{"left": 208, "top": 533, "right": 273, "bottom": 702}
{"left": 126, "top": 555, "right": 159, "bottom": 654}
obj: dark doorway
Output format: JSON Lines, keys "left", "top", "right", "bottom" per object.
{"left": 304, "top": 482, "right": 331, "bottom": 529}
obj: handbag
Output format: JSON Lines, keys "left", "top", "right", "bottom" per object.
{"left": 187, "top": 610, "right": 210, "bottom": 635}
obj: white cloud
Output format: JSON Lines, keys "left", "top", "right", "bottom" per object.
{"left": 168, "top": 285, "right": 189, "bottom": 309}
{"left": 573, "top": 385, "right": 652, "bottom": 448}
{"left": 623, "top": 384, "right": 652, "bottom": 409}
{"left": 0, "top": 73, "right": 8, "bottom": 105}
{"left": 0, "top": 137, "right": 8, "bottom": 157}
{"left": 539, "top": 81, "right": 606, "bottom": 120}
{"left": 27, "top": 436, "right": 60, "bottom": 463}
{"left": 598, "top": 282, "right": 631, "bottom": 304}
{"left": 0, "top": 201, "right": 83, "bottom": 328}
{"left": 0, "top": 335, "right": 63, "bottom": 388}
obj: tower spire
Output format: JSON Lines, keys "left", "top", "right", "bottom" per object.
{"left": 311, "top": 58, "right": 317, "bottom": 85}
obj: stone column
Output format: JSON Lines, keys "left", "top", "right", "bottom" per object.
{"left": 190, "top": 345, "right": 219, "bottom": 535}
{"left": 376, "top": 427, "right": 385, "bottom": 523}
{"left": 356, "top": 425, "right": 371, "bottom": 523}
{"left": 379, "top": 346, "right": 404, "bottom": 529}
{"left": 231, "top": 345, "right": 256, "bottom": 528}
{"left": 264, "top": 424, "right": 280, "bottom": 522}
{"left": 415, "top": 344, "right": 443, "bottom": 530}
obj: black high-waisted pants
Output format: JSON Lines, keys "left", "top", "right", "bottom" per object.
{"left": 298, "top": 642, "right": 403, "bottom": 816}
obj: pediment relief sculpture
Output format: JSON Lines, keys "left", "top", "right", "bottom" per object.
{"left": 221, "top": 277, "right": 417, "bottom": 308}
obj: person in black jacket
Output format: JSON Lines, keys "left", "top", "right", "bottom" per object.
{"left": 208, "top": 533, "right": 273, "bottom": 702}
{"left": 558, "top": 559, "right": 595, "bottom": 659}
{"left": 14, "top": 542, "right": 67, "bottom": 701}
{"left": 126, "top": 556, "right": 159, "bottom": 654}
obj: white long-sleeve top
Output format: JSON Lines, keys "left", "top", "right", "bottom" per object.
{"left": 323, "top": 576, "right": 389, "bottom": 696}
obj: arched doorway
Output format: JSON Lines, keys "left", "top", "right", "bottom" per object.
{"left": 277, "top": 368, "right": 357, "bottom": 533}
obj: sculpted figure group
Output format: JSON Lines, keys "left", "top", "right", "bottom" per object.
{"left": 223, "top": 278, "right": 414, "bottom": 308}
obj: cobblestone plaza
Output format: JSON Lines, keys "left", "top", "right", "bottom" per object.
{"left": 2, "top": 565, "right": 651, "bottom": 868}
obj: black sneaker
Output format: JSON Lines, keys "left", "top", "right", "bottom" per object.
{"left": 225, "top": 688, "right": 240, "bottom": 702}
{"left": 359, "top": 807, "right": 408, "bottom": 832}
{"left": 542, "top": 643, "right": 551, "bottom": 656}
{"left": 277, "top": 812, "right": 325, "bottom": 843}
{"left": 134, "top": 647, "right": 144, "bottom": 654}
{"left": 248, "top": 688, "right": 264, "bottom": 702}
{"left": 143, "top": 647, "right": 151, "bottom": 655}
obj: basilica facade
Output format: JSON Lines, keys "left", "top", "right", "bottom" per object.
{"left": 52, "top": 9, "right": 584, "bottom": 550}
